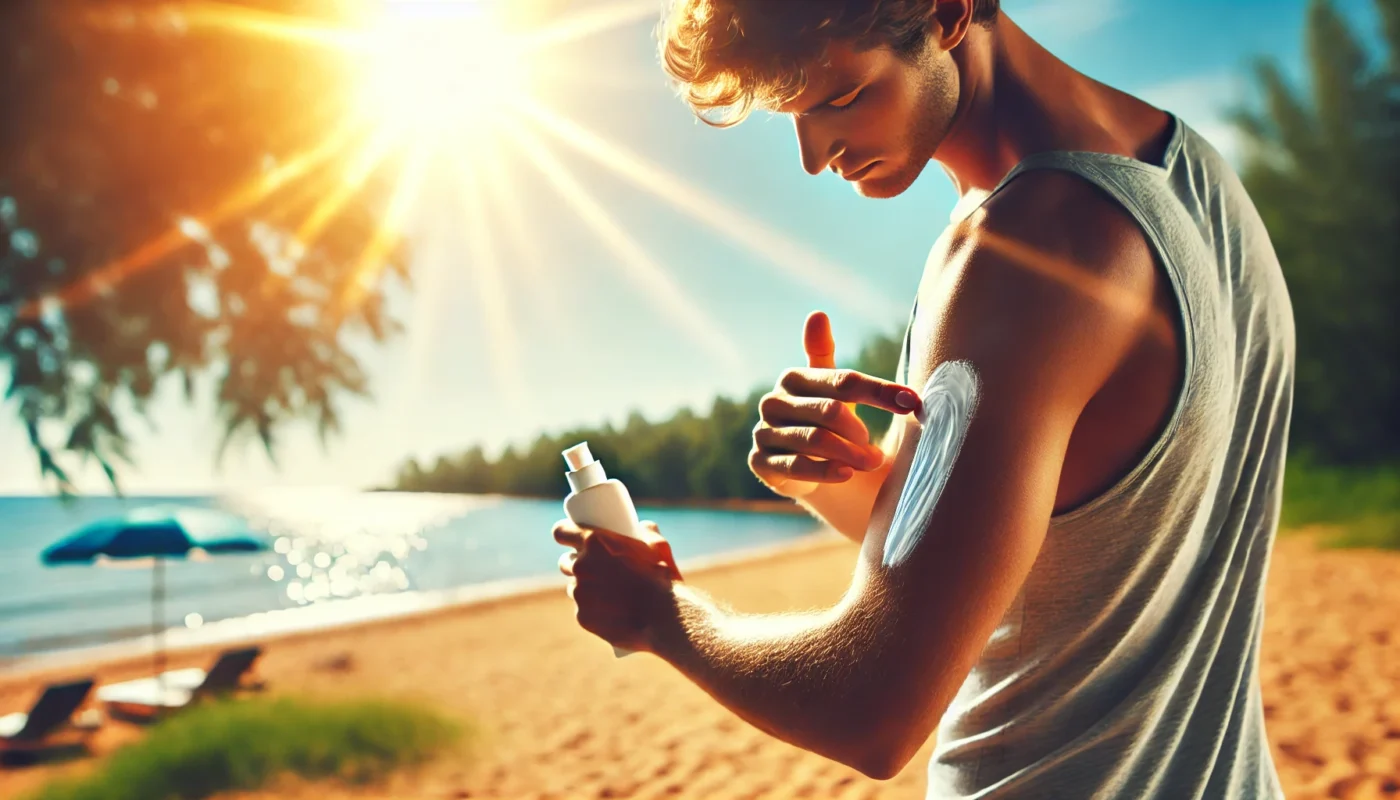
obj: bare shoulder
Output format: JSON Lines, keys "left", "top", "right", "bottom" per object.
{"left": 923, "top": 168, "right": 1164, "bottom": 412}
{"left": 970, "top": 168, "right": 1158, "bottom": 293}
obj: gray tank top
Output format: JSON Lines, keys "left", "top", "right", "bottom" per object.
{"left": 897, "top": 114, "right": 1295, "bottom": 798}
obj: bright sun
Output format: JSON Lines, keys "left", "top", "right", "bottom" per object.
{"left": 356, "top": 2, "right": 526, "bottom": 150}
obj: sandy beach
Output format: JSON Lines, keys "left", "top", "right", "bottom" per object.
{"left": 2, "top": 529, "right": 1398, "bottom": 799}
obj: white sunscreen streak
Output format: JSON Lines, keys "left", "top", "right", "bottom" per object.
{"left": 881, "top": 361, "right": 981, "bottom": 568}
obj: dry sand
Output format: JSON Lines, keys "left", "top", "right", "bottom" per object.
{"left": 1, "top": 530, "right": 1398, "bottom": 799}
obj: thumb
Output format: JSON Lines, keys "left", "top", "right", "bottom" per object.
{"left": 804, "top": 311, "right": 837, "bottom": 369}
{"left": 637, "top": 521, "right": 683, "bottom": 580}
{"left": 804, "top": 311, "right": 857, "bottom": 417}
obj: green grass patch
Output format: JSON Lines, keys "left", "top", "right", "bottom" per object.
{"left": 24, "top": 696, "right": 467, "bottom": 800}
{"left": 1314, "top": 512, "right": 1400, "bottom": 550}
{"left": 1281, "top": 457, "right": 1400, "bottom": 549}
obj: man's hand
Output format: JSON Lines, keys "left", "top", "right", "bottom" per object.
{"left": 750, "top": 311, "right": 922, "bottom": 499}
{"left": 554, "top": 519, "right": 682, "bottom": 654}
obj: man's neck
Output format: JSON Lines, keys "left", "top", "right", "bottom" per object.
{"left": 932, "top": 12, "right": 1150, "bottom": 198}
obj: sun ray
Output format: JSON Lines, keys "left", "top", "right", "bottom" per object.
{"left": 521, "top": 0, "right": 660, "bottom": 52}
{"left": 256, "top": 156, "right": 351, "bottom": 230}
{"left": 531, "top": 61, "right": 665, "bottom": 93}
{"left": 452, "top": 154, "right": 530, "bottom": 408}
{"left": 513, "top": 99, "right": 903, "bottom": 325}
{"left": 86, "top": 1, "right": 361, "bottom": 49}
{"left": 340, "top": 144, "right": 432, "bottom": 312}
{"left": 180, "top": 2, "right": 360, "bottom": 48}
{"left": 477, "top": 131, "right": 564, "bottom": 329}
{"left": 976, "top": 229, "right": 1177, "bottom": 345}
{"left": 505, "top": 118, "right": 746, "bottom": 369}
{"left": 400, "top": 156, "right": 467, "bottom": 404}
{"left": 26, "top": 122, "right": 363, "bottom": 321}
{"left": 296, "top": 129, "right": 398, "bottom": 250}
{"left": 197, "top": 88, "right": 366, "bottom": 226}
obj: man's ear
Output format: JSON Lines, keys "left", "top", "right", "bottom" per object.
{"left": 928, "top": 0, "right": 976, "bottom": 52}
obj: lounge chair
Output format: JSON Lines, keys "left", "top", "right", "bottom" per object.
{"left": 0, "top": 678, "right": 102, "bottom": 759}
{"left": 97, "top": 646, "right": 265, "bottom": 721}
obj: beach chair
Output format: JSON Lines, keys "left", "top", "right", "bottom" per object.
{"left": 0, "top": 678, "right": 102, "bottom": 759}
{"left": 97, "top": 645, "right": 265, "bottom": 721}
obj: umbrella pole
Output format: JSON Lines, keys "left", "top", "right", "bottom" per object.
{"left": 153, "top": 556, "right": 165, "bottom": 696}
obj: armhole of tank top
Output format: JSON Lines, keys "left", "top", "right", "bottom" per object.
{"left": 982, "top": 158, "right": 1199, "bottom": 527}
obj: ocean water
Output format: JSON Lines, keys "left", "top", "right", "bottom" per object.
{"left": 0, "top": 490, "right": 823, "bottom": 663}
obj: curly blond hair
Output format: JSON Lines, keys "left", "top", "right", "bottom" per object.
{"left": 661, "top": 0, "right": 999, "bottom": 126}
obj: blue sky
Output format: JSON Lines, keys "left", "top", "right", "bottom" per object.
{"left": 0, "top": 0, "right": 1382, "bottom": 494}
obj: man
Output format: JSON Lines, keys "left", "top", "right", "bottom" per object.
{"left": 552, "top": 1, "right": 1294, "bottom": 796}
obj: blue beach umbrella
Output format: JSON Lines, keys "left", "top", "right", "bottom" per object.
{"left": 42, "top": 506, "right": 268, "bottom": 682}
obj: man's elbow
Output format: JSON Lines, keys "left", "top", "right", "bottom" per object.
{"left": 850, "top": 736, "right": 921, "bottom": 781}
{"left": 833, "top": 700, "right": 928, "bottom": 781}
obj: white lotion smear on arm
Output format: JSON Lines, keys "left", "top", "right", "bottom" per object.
{"left": 882, "top": 361, "right": 981, "bottom": 569}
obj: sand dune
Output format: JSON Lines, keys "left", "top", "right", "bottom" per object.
{"left": 1, "top": 531, "right": 1397, "bottom": 799}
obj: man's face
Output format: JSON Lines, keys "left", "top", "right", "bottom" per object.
{"left": 777, "top": 38, "right": 959, "bottom": 199}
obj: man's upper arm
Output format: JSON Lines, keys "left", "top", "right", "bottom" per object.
{"left": 849, "top": 171, "right": 1165, "bottom": 768}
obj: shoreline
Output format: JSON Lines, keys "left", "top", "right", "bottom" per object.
{"left": 1, "top": 493, "right": 815, "bottom": 676}
{"left": 632, "top": 496, "right": 807, "bottom": 514}
{"left": 0, "top": 527, "right": 843, "bottom": 688}
{"left": 430, "top": 493, "right": 810, "bottom": 516}
{"left": 1, "top": 491, "right": 807, "bottom": 516}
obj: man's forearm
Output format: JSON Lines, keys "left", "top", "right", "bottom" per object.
{"left": 794, "top": 462, "right": 891, "bottom": 543}
{"left": 646, "top": 582, "right": 902, "bottom": 776}
{"left": 793, "top": 422, "right": 903, "bottom": 543}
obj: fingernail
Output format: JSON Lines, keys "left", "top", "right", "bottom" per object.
{"left": 835, "top": 466, "right": 854, "bottom": 479}
{"left": 896, "top": 390, "right": 919, "bottom": 409}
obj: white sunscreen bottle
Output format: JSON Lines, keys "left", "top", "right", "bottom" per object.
{"left": 562, "top": 441, "right": 640, "bottom": 659}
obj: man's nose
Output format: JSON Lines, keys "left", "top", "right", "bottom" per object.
{"left": 794, "top": 117, "right": 842, "bottom": 176}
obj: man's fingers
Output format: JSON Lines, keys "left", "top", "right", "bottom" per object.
{"left": 778, "top": 368, "right": 921, "bottom": 414}
{"left": 757, "top": 394, "right": 873, "bottom": 445}
{"left": 755, "top": 452, "right": 856, "bottom": 483}
{"left": 559, "top": 551, "right": 577, "bottom": 577}
{"left": 804, "top": 311, "right": 837, "bottom": 369}
{"left": 754, "top": 424, "right": 884, "bottom": 470}
{"left": 554, "top": 520, "right": 631, "bottom": 551}
{"left": 553, "top": 519, "right": 585, "bottom": 549}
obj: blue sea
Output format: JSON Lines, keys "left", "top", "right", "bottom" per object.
{"left": 0, "top": 491, "right": 823, "bottom": 665}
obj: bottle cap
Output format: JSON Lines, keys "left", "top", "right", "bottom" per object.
{"left": 563, "top": 442, "right": 594, "bottom": 471}
{"left": 563, "top": 442, "right": 608, "bottom": 492}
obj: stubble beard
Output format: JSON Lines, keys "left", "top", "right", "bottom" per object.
{"left": 856, "top": 46, "right": 960, "bottom": 200}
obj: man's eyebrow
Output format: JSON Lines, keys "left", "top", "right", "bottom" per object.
{"left": 793, "top": 81, "right": 862, "bottom": 116}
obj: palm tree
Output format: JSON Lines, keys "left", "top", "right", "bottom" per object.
{"left": 1232, "top": 0, "right": 1400, "bottom": 465}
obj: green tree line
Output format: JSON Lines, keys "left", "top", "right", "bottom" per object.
{"left": 391, "top": 334, "right": 903, "bottom": 499}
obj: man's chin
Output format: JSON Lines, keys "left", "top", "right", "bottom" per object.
{"left": 852, "top": 163, "right": 923, "bottom": 199}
